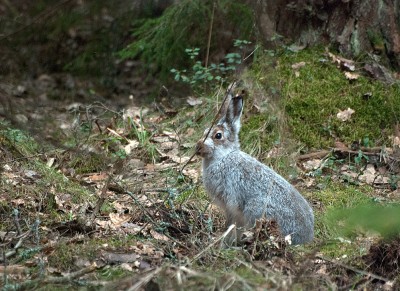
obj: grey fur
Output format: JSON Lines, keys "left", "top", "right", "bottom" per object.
{"left": 196, "top": 94, "right": 314, "bottom": 245}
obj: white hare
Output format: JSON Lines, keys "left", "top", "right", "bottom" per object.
{"left": 196, "top": 91, "right": 314, "bottom": 245}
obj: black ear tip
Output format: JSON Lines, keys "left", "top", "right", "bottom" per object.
{"left": 233, "top": 94, "right": 244, "bottom": 102}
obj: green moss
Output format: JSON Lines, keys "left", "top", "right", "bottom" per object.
{"left": 250, "top": 47, "right": 400, "bottom": 149}
{"left": 367, "top": 29, "right": 385, "bottom": 52}
{"left": 240, "top": 113, "right": 279, "bottom": 157}
{"left": 311, "top": 181, "right": 373, "bottom": 209}
{"left": 234, "top": 265, "right": 268, "bottom": 285}
{"left": 68, "top": 152, "right": 106, "bottom": 174}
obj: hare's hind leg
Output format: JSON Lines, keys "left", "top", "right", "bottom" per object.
{"left": 224, "top": 210, "right": 246, "bottom": 246}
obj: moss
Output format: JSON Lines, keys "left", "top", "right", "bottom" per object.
{"left": 68, "top": 152, "right": 106, "bottom": 174}
{"left": 240, "top": 113, "right": 279, "bottom": 157}
{"left": 48, "top": 235, "right": 139, "bottom": 271}
{"left": 234, "top": 265, "right": 268, "bottom": 285}
{"left": 367, "top": 29, "right": 385, "bottom": 53}
{"left": 251, "top": 47, "right": 400, "bottom": 149}
{"left": 311, "top": 181, "right": 374, "bottom": 209}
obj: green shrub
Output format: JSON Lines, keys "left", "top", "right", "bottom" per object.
{"left": 119, "top": 0, "right": 254, "bottom": 78}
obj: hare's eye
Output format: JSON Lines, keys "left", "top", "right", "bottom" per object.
{"left": 214, "top": 132, "right": 222, "bottom": 140}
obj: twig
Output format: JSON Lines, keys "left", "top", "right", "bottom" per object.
{"left": 1, "top": 230, "right": 32, "bottom": 262}
{"left": 297, "top": 150, "right": 331, "bottom": 161}
{"left": 243, "top": 46, "right": 259, "bottom": 61}
{"left": 12, "top": 209, "right": 22, "bottom": 235}
{"left": 190, "top": 224, "right": 236, "bottom": 263}
{"left": 204, "top": 0, "right": 216, "bottom": 69}
{"left": 125, "top": 191, "right": 190, "bottom": 251}
{"left": 90, "top": 173, "right": 113, "bottom": 222}
{"left": 297, "top": 147, "right": 393, "bottom": 161}
{"left": 126, "top": 267, "right": 163, "bottom": 291}
{"left": 316, "top": 255, "right": 389, "bottom": 283}
{"left": 10, "top": 263, "right": 98, "bottom": 290}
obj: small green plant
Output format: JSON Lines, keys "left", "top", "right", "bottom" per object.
{"left": 170, "top": 40, "right": 251, "bottom": 90}
{"left": 128, "top": 115, "right": 158, "bottom": 163}
{"left": 354, "top": 150, "right": 369, "bottom": 165}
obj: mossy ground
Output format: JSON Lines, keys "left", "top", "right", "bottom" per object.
{"left": 248, "top": 47, "right": 400, "bottom": 150}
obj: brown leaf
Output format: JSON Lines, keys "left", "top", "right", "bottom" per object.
{"left": 336, "top": 108, "right": 355, "bottom": 121}
{"left": 291, "top": 61, "right": 306, "bottom": 70}
{"left": 109, "top": 213, "right": 131, "bottom": 227}
{"left": 186, "top": 96, "right": 203, "bottom": 106}
{"left": 344, "top": 71, "right": 359, "bottom": 80}
{"left": 150, "top": 229, "right": 169, "bottom": 241}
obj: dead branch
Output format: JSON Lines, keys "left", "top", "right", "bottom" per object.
{"left": 10, "top": 263, "right": 98, "bottom": 290}
{"left": 297, "top": 147, "right": 396, "bottom": 161}
{"left": 190, "top": 224, "right": 236, "bottom": 264}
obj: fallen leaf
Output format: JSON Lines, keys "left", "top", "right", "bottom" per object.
{"left": 182, "top": 168, "right": 199, "bottom": 182}
{"left": 287, "top": 44, "right": 306, "bottom": 52}
{"left": 109, "top": 213, "right": 131, "bottom": 227}
{"left": 291, "top": 61, "right": 306, "bottom": 70}
{"left": 86, "top": 173, "right": 108, "bottom": 182}
{"left": 186, "top": 96, "right": 203, "bottom": 106}
{"left": 302, "top": 159, "right": 322, "bottom": 170}
{"left": 327, "top": 52, "right": 355, "bottom": 71}
{"left": 150, "top": 229, "right": 169, "bottom": 241}
{"left": 46, "top": 158, "right": 55, "bottom": 168}
{"left": 359, "top": 164, "right": 376, "bottom": 184}
{"left": 344, "top": 71, "right": 359, "bottom": 80}
{"left": 2, "top": 164, "right": 12, "bottom": 171}
{"left": 120, "top": 263, "right": 133, "bottom": 272}
{"left": 337, "top": 108, "right": 355, "bottom": 122}
{"left": 124, "top": 139, "right": 139, "bottom": 154}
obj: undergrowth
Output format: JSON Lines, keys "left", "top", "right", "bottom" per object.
{"left": 250, "top": 47, "right": 400, "bottom": 149}
{"left": 119, "top": 0, "right": 254, "bottom": 78}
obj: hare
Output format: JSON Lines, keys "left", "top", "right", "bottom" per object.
{"left": 196, "top": 91, "right": 314, "bottom": 245}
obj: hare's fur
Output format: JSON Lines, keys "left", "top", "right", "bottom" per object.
{"left": 196, "top": 93, "right": 314, "bottom": 245}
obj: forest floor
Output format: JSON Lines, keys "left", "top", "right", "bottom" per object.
{"left": 1, "top": 2, "right": 400, "bottom": 290}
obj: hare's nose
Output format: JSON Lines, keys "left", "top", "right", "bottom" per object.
{"left": 195, "top": 141, "right": 203, "bottom": 154}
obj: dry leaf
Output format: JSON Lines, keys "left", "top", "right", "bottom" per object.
{"left": 327, "top": 52, "right": 355, "bottom": 71}
{"left": 182, "top": 168, "right": 199, "bottom": 182}
{"left": 344, "top": 71, "right": 359, "bottom": 80}
{"left": 186, "top": 96, "right": 203, "bottom": 106}
{"left": 124, "top": 139, "right": 139, "bottom": 154}
{"left": 150, "top": 229, "right": 169, "bottom": 241}
{"left": 359, "top": 164, "right": 376, "bottom": 184}
{"left": 109, "top": 213, "right": 131, "bottom": 227}
{"left": 337, "top": 108, "right": 355, "bottom": 121}
{"left": 302, "top": 159, "right": 322, "bottom": 170}
{"left": 169, "top": 154, "right": 190, "bottom": 164}
{"left": 86, "top": 173, "right": 108, "bottom": 182}
{"left": 291, "top": 61, "right": 306, "bottom": 70}
{"left": 46, "top": 158, "right": 55, "bottom": 168}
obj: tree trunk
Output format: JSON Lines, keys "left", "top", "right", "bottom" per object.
{"left": 250, "top": 0, "right": 400, "bottom": 69}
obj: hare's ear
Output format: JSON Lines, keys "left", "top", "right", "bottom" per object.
{"left": 216, "top": 92, "right": 232, "bottom": 123}
{"left": 225, "top": 94, "right": 244, "bottom": 134}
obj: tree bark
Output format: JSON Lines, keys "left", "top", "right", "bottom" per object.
{"left": 250, "top": 0, "right": 400, "bottom": 69}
